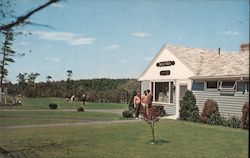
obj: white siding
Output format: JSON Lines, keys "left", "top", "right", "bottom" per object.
{"left": 141, "top": 81, "right": 150, "bottom": 94}
{"left": 164, "top": 104, "right": 176, "bottom": 115}
{"left": 193, "top": 91, "right": 249, "bottom": 117}
{"left": 139, "top": 48, "right": 195, "bottom": 81}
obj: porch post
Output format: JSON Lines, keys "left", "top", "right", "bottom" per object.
{"left": 176, "top": 82, "right": 180, "bottom": 119}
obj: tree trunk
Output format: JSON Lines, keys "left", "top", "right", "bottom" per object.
{"left": 150, "top": 122, "right": 155, "bottom": 143}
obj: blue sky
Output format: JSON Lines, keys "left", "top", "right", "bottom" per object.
{"left": 5, "top": 0, "right": 249, "bottom": 83}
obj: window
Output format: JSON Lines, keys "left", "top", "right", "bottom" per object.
{"left": 153, "top": 82, "right": 175, "bottom": 103}
{"left": 220, "top": 81, "right": 236, "bottom": 89}
{"left": 206, "top": 81, "right": 218, "bottom": 89}
{"left": 219, "top": 81, "right": 236, "bottom": 96}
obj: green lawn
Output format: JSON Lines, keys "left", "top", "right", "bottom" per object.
{"left": 0, "top": 97, "right": 126, "bottom": 126}
{"left": 0, "top": 111, "right": 123, "bottom": 126}
{"left": 0, "top": 97, "right": 127, "bottom": 110}
{"left": 0, "top": 97, "right": 248, "bottom": 157}
{"left": 0, "top": 120, "right": 248, "bottom": 158}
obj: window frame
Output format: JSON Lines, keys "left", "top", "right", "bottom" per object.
{"left": 219, "top": 81, "right": 237, "bottom": 90}
{"left": 219, "top": 80, "right": 237, "bottom": 95}
{"left": 151, "top": 81, "right": 175, "bottom": 104}
{"left": 205, "top": 81, "right": 218, "bottom": 90}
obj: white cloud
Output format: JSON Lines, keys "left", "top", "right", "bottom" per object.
{"left": 132, "top": 32, "right": 151, "bottom": 37}
{"left": 33, "top": 31, "right": 95, "bottom": 45}
{"left": 143, "top": 56, "right": 153, "bottom": 61}
{"left": 19, "top": 41, "right": 30, "bottom": 46}
{"left": 68, "top": 37, "right": 95, "bottom": 45}
{"left": 224, "top": 31, "right": 239, "bottom": 36}
{"left": 105, "top": 44, "right": 120, "bottom": 50}
{"left": 44, "top": 57, "right": 61, "bottom": 63}
{"left": 51, "top": 3, "right": 64, "bottom": 8}
{"left": 216, "top": 30, "right": 240, "bottom": 36}
{"left": 120, "top": 60, "right": 128, "bottom": 63}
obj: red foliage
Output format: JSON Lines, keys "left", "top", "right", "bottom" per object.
{"left": 143, "top": 106, "right": 161, "bottom": 143}
{"left": 242, "top": 102, "right": 249, "bottom": 129}
{"left": 201, "top": 99, "right": 219, "bottom": 123}
{"left": 143, "top": 106, "right": 160, "bottom": 124}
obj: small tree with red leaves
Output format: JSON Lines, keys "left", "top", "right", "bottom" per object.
{"left": 143, "top": 106, "right": 161, "bottom": 143}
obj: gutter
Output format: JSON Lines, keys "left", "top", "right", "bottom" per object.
{"left": 189, "top": 75, "right": 249, "bottom": 80}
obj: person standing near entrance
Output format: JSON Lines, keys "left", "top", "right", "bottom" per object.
{"left": 141, "top": 90, "right": 148, "bottom": 117}
{"left": 147, "top": 89, "right": 153, "bottom": 108}
{"left": 133, "top": 91, "right": 141, "bottom": 119}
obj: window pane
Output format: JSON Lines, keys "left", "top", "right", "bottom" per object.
{"left": 207, "top": 81, "right": 217, "bottom": 89}
{"left": 155, "top": 82, "right": 169, "bottom": 103}
{"left": 221, "top": 81, "right": 235, "bottom": 88}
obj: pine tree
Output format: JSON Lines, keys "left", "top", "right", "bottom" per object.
{"left": 179, "top": 90, "right": 200, "bottom": 122}
{"left": 0, "top": 29, "right": 15, "bottom": 104}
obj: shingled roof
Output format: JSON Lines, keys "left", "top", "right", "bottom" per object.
{"left": 167, "top": 44, "right": 249, "bottom": 79}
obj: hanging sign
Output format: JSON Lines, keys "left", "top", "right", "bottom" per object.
{"left": 156, "top": 61, "right": 175, "bottom": 67}
{"left": 160, "top": 70, "right": 170, "bottom": 76}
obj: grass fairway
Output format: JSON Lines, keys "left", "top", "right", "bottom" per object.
{"left": 0, "top": 97, "right": 127, "bottom": 110}
{"left": 0, "top": 120, "right": 248, "bottom": 158}
{"left": 0, "top": 97, "right": 126, "bottom": 126}
{"left": 0, "top": 111, "right": 123, "bottom": 126}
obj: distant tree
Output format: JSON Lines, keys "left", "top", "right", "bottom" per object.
{"left": 46, "top": 75, "right": 53, "bottom": 82}
{"left": 11, "top": 78, "right": 140, "bottom": 101}
{"left": 16, "top": 72, "right": 27, "bottom": 96}
{"left": 0, "top": 0, "right": 61, "bottom": 102}
{"left": 27, "top": 72, "right": 40, "bottom": 84}
{"left": 28, "top": 72, "right": 40, "bottom": 83}
{"left": 25, "top": 72, "right": 40, "bottom": 97}
{"left": 66, "top": 70, "right": 73, "bottom": 80}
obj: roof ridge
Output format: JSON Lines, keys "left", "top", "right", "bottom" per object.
{"left": 165, "top": 44, "right": 240, "bottom": 54}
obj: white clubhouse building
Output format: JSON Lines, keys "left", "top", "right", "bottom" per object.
{"left": 138, "top": 43, "right": 249, "bottom": 119}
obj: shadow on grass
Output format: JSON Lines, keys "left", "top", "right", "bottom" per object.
{"left": 147, "top": 139, "right": 169, "bottom": 145}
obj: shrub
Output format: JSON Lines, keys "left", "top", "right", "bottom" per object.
{"left": 128, "top": 91, "right": 136, "bottom": 112}
{"left": 187, "top": 111, "right": 201, "bottom": 122}
{"left": 242, "top": 102, "right": 249, "bottom": 129}
{"left": 77, "top": 106, "right": 85, "bottom": 112}
{"left": 207, "top": 112, "right": 223, "bottom": 125}
{"left": 122, "top": 109, "right": 134, "bottom": 118}
{"left": 179, "top": 90, "right": 200, "bottom": 122}
{"left": 155, "top": 105, "right": 166, "bottom": 117}
{"left": 49, "top": 103, "right": 58, "bottom": 109}
{"left": 201, "top": 99, "right": 219, "bottom": 123}
{"left": 225, "top": 115, "right": 242, "bottom": 128}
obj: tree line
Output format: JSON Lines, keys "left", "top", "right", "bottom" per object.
{"left": 1, "top": 0, "right": 140, "bottom": 104}
{"left": 0, "top": 0, "right": 61, "bottom": 104}
{"left": 6, "top": 77, "right": 140, "bottom": 104}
